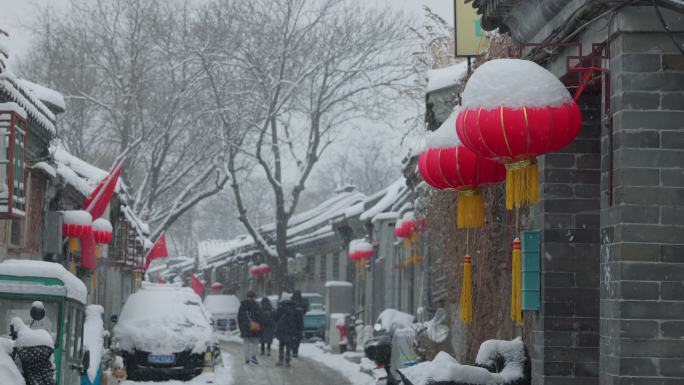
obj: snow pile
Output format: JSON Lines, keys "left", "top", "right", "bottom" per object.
{"left": 11, "top": 318, "right": 53, "bottom": 348}
{"left": 16, "top": 79, "right": 66, "bottom": 111}
{"left": 427, "top": 61, "right": 469, "bottom": 93}
{"left": 461, "top": 59, "right": 572, "bottom": 109}
{"left": 84, "top": 305, "right": 105, "bottom": 382}
{"left": 425, "top": 107, "right": 461, "bottom": 150}
{"left": 203, "top": 295, "right": 240, "bottom": 317}
{"left": 376, "top": 309, "right": 415, "bottom": 333}
{"left": 0, "top": 337, "right": 24, "bottom": 385}
{"left": 114, "top": 284, "right": 213, "bottom": 354}
{"left": 299, "top": 343, "right": 374, "bottom": 385}
{"left": 399, "top": 337, "right": 527, "bottom": 385}
{"left": 0, "top": 259, "right": 87, "bottom": 303}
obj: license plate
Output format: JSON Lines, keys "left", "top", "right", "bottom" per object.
{"left": 148, "top": 354, "right": 175, "bottom": 364}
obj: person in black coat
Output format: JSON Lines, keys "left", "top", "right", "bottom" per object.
{"left": 291, "top": 290, "right": 309, "bottom": 357}
{"left": 237, "top": 291, "right": 263, "bottom": 365}
{"left": 259, "top": 297, "right": 275, "bottom": 356}
{"left": 273, "top": 293, "right": 303, "bottom": 367}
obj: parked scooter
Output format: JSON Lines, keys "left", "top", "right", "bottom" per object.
{"left": 363, "top": 309, "right": 449, "bottom": 385}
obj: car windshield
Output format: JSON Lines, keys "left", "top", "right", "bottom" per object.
{"left": 0, "top": 296, "right": 60, "bottom": 342}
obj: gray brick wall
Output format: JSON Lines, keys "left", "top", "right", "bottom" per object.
{"left": 531, "top": 93, "right": 602, "bottom": 385}
{"left": 599, "top": 14, "right": 684, "bottom": 385}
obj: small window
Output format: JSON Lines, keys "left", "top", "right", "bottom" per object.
{"left": 0, "top": 110, "right": 27, "bottom": 219}
{"left": 319, "top": 255, "right": 326, "bottom": 281}
{"left": 332, "top": 252, "right": 340, "bottom": 280}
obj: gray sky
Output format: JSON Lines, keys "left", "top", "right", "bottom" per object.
{"left": 0, "top": 0, "right": 453, "bottom": 65}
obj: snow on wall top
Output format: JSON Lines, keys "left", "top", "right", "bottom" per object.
{"left": 425, "top": 106, "right": 461, "bottom": 150}
{"left": 426, "top": 61, "right": 469, "bottom": 93}
{"left": 360, "top": 177, "right": 408, "bottom": 222}
{"left": 461, "top": 58, "right": 572, "bottom": 109}
{"left": 324, "top": 281, "right": 353, "bottom": 288}
{"left": 0, "top": 259, "right": 87, "bottom": 303}
{"left": 16, "top": 79, "right": 66, "bottom": 111}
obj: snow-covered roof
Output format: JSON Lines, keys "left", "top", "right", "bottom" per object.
{"left": 0, "top": 74, "right": 56, "bottom": 134}
{"left": 359, "top": 177, "right": 409, "bottom": 222}
{"left": 425, "top": 107, "right": 461, "bottom": 150}
{"left": 16, "top": 79, "right": 65, "bottom": 112}
{"left": 0, "top": 259, "right": 87, "bottom": 303}
{"left": 426, "top": 61, "right": 468, "bottom": 93}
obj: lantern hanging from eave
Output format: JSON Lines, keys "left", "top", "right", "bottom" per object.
{"left": 92, "top": 218, "right": 113, "bottom": 258}
{"left": 456, "top": 59, "right": 582, "bottom": 209}
{"left": 62, "top": 210, "right": 93, "bottom": 252}
{"left": 259, "top": 263, "right": 272, "bottom": 288}
{"left": 349, "top": 239, "right": 373, "bottom": 281}
{"left": 418, "top": 108, "right": 506, "bottom": 229}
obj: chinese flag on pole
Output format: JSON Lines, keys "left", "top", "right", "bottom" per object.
{"left": 85, "top": 161, "right": 124, "bottom": 220}
{"left": 145, "top": 233, "right": 168, "bottom": 270}
{"left": 191, "top": 273, "right": 205, "bottom": 297}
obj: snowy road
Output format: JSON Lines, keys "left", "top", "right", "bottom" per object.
{"left": 221, "top": 340, "right": 355, "bottom": 385}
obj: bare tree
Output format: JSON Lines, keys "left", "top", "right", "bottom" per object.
{"left": 197, "top": 0, "right": 415, "bottom": 289}
{"left": 21, "top": 0, "right": 228, "bottom": 239}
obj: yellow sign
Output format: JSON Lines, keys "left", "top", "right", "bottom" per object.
{"left": 454, "top": 0, "right": 488, "bottom": 57}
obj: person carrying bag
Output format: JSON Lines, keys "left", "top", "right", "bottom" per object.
{"left": 237, "top": 291, "right": 263, "bottom": 365}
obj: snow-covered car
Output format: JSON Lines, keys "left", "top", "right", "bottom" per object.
{"left": 113, "top": 283, "right": 215, "bottom": 381}
{"left": 203, "top": 294, "right": 240, "bottom": 332}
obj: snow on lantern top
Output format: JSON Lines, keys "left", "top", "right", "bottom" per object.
{"left": 349, "top": 239, "right": 374, "bottom": 260}
{"left": 461, "top": 59, "right": 572, "bottom": 110}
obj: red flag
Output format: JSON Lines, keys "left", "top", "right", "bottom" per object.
{"left": 156, "top": 275, "right": 166, "bottom": 284}
{"left": 83, "top": 159, "right": 120, "bottom": 210}
{"left": 80, "top": 230, "right": 97, "bottom": 271}
{"left": 191, "top": 273, "right": 205, "bottom": 297}
{"left": 85, "top": 161, "right": 124, "bottom": 220}
{"left": 145, "top": 233, "right": 168, "bottom": 270}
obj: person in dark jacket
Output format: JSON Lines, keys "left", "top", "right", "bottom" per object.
{"left": 273, "top": 292, "right": 303, "bottom": 367}
{"left": 259, "top": 297, "right": 275, "bottom": 356}
{"left": 291, "top": 290, "right": 309, "bottom": 357}
{"left": 237, "top": 291, "right": 263, "bottom": 365}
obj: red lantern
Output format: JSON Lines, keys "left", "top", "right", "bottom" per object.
{"left": 418, "top": 145, "right": 505, "bottom": 228}
{"left": 211, "top": 282, "right": 224, "bottom": 290}
{"left": 456, "top": 59, "right": 582, "bottom": 209}
{"left": 62, "top": 210, "right": 92, "bottom": 252}
{"left": 92, "top": 218, "right": 113, "bottom": 245}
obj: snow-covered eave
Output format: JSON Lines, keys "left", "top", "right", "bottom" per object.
{"left": 0, "top": 74, "right": 56, "bottom": 135}
{"left": 426, "top": 61, "right": 469, "bottom": 94}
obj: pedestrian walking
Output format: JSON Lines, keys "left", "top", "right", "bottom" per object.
{"left": 237, "top": 291, "right": 263, "bottom": 365}
{"left": 291, "top": 290, "right": 309, "bottom": 358}
{"left": 259, "top": 297, "right": 275, "bottom": 356}
{"left": 273, "top": 292, "right": 303, "bottom": 367}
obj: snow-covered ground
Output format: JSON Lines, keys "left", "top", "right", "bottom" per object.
{"left": 298, "top": 343, "right": 375, "bottom": 385}
{"left": 122, "top": 351, "right": 233, "bottom": 385}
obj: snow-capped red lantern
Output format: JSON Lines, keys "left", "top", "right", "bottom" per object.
{"left": 456, "top": 59, "right": 581, "bottom": 209}
{"left": 92, "top": 218, "right": 113, "bottom": 245}
{"left": 211, "top": 282, "right": 223, "bottom": 290}
{"left": 348, "top": 239, "right": 373, "bottom": 264}
{"left": 62, "top": 210, "right": 93, "bottom": 252}
{"left": 400, "top": 211, "right": 417, "bottom": 237}
{"left": 418, "top": 108, "right": 505, "bottom": 228}
{"left": 249, "top": 264, "right": 260, "bottom": 278}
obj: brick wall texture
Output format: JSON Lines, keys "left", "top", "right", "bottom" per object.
{"left": 599, "top": 27, "right": 684, "bottom": 385}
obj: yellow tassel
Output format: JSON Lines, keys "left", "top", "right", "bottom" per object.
{"left": 92, "top": 272, "right": 97, "bottom": 289}
{"left": 68, "top": 238, "right": 79, "bottom": 252}
{"left": 459, "top": 255, "right": 473, "bottom": 323}
{"left": 69, "top": 258, "right": 76, "bottom": 274}
{"left": 511, "top": 238, "right": 523, "bottom": 325}
{"left": 457, "top": 190, "right": 485, "bottom": 228}
{"left": 505, "top": 160, "right": 539, "bottom": 210}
